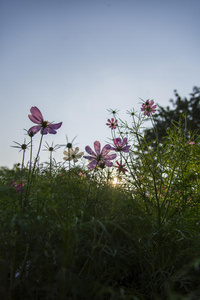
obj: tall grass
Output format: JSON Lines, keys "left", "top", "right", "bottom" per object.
{"left": 0, "top": 106, "right": 200, "bottom": 299}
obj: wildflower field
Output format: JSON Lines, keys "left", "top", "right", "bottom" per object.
{"left": 0, "top": 101, "right": 200, "bottom": 300}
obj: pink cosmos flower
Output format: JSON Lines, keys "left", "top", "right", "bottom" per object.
{"left": 106, "top": 118, "right": 118, "bottom": 129}
{"left": 185, "top": 141, "right": 195, "bottom": 146}
{"left": 28, "top": 106, "right": 62, "bottom": 135}
{"left": 83, "top": 141, "right": 117, "bottom": 170}
{"left": 6, "top": 180, "right": 25, "bottom": 193}
{"left": 115, "top": 161, "right": 128, "bottom": 174}
{"left": 111, "top": 137, "right": 131, "bottom": 153}
{"left": 141, "top": 100, "right": 156, "bottom": 116}
{"left": 78, "top": 172, "right": 86, "bottom": 178}
{"left": 15, "top": 183, "right": 24, "bottom": 193}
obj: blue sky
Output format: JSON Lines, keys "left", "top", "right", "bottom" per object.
{"left": 1, "top": 0, "right": 200, "bottom": 168}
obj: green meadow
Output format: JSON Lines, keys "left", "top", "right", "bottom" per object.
{"left": 0, "top": 103, "right": 200, "bottom": 300}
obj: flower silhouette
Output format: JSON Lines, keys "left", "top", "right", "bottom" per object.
{"left": 28, "top": 106, "right": 62, "bottom": 135}
{"left": 63, "top": 147, "right": 84, "bottom": 163}
{"left": 107, "top": 108, "right": 119, "bottom": 115}
{"left": 111, "top": 138, "right": 131, "bottom": 153}
{"left": 141, "top": 100, "right": 156, "bottom": 116}
{"left": 83, "top": 141, "right": 117, "bottom": 170}
{"left": 115, "top": 161, "right": 128, "bottom": 174}
{"left": 60, "top": 135, "right": 78, "bottom": 149}
{"left": 106, "top": 118, "right": 118, "bottom": 129}
{"left": 43, "top": 141, "right": 60, "bottom": 152}
{"left": 11, "top": 139, "right": 30, "bottom": 152}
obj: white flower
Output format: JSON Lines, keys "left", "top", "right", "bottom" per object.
{"left": 63, "top": 147, "right": 84, "bottom": 163}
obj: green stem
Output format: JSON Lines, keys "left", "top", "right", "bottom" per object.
{"left": 50, "top": 151, "right": 52, "bottom": 177}
{"left": 68, "top": 148, "right": 71, "bottom": 179}
{"left": 20, "top": 149, "right": 25, "bottom": 209}
{"left": 25, "top": 133, "right": 44, "bottom": 206}
{"left": 84, "top": 167, "right": 96, "bottom": 209}
{"left": 93, "top": 169, "right": 103, "bottom": 208}
{"left": 29, "top": 136, "right": 33, "bottom": 174}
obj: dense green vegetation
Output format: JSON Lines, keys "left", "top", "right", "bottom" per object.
{"left": 144, "top": 86, "right": 200, "bottom": 145}
{"left": 0, "top": 99, "right": 200, "bottom": 300}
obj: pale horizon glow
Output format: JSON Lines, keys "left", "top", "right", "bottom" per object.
{"left": 1, "top": 0, "right": 200, "bottom": 168}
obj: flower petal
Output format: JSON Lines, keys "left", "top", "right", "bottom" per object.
{"left": 106, "top": 153, "right": 117, "bottom": 160}
{"left": 122, "top": 146, "right": 131, "bottom": 153}
{"left": 87, "top": 160, "right": 97, "bottom": 170}
{"left": 28, "top": 125, "right": 41, "bottom": 134}
{"left": 113, "top": 138, "right": 121, "bottom": 147}
{"left": 74, "top": 147, "right": 79, "bottom": 154}
{"left": 29, "top": 107, "right": 44, "bottom": 124}
{"left": 50, "top": 122, "right": 62, "bottom": 130}
{"left": 105, "top": 161, "right": 113, "bottom": 167}
{"left": 76, "top": 152, "right": 84, "bottom": 158}
{"left": 68, "top": 148, "right": 74, "bottom": 154}
{"left": 94, "top": 141, "right": 101, "bottom": 155}
{"left": 101, "top": 144, "right": 111, "bottom": 156}
{"left": 42, "top": 128, "right": 49, "bottom": 135}
{"left": 63, "top": 150, "right": 69, "bottom": 156}
{"left": 63, "top": 156, "right": 72, "bottom": 161}
{"left": 85, "top": 146, "right": 96, "bottom": 157}
{"left": 122, "top": 138, "right": 127, "bottom": 146}
{"left": 83, "top": 155, "right": 95, "bottom": 161}
{"left": 48, "top": 125, "right": 57, "bottom": 134}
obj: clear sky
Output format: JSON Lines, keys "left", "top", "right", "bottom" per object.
{"left": 1, "top": 0, "right": 200, "bottom": 168}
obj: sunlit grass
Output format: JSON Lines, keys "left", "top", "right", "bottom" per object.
{"left": 112, "top": 177, "right": 118, "bottom": 185}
